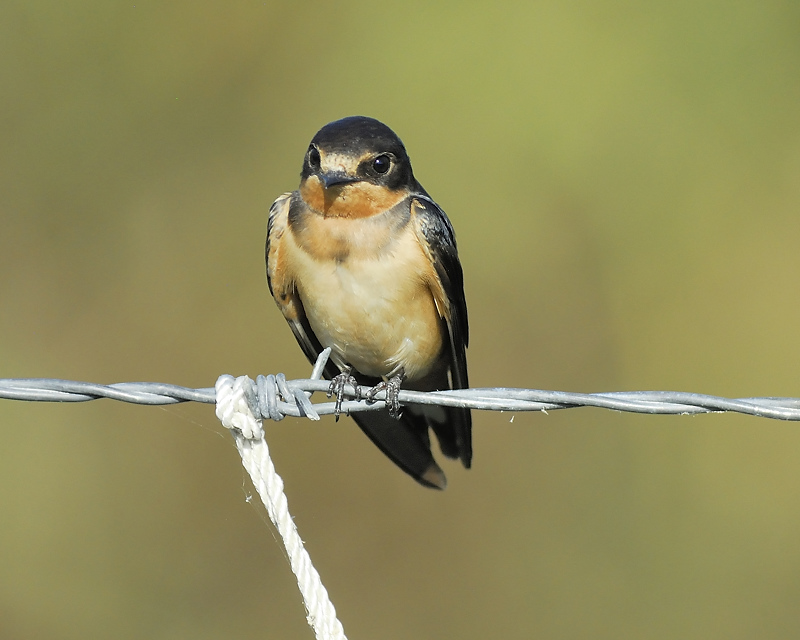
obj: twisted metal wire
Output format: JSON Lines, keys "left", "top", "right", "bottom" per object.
{"left": 2, "top": 349, "right": 799, "bottom": 422}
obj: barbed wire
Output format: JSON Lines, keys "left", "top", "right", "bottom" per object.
{"left": 2, "top": 349, "right": 799, "bottom": 422}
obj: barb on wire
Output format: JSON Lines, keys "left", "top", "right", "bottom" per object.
{"left": 2, "top": 348, "right": 800, "bottom": 422}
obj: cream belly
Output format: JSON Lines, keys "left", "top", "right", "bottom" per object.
{"left": 288, "top": 229, "right": 444, "bottom": 380}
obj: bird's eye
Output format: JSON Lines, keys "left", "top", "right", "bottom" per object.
{"left": 308, "top": 146, "right": 321, "bottom": 169}
{"left": 372, "top": 154, "right": 391, "bottom": 174}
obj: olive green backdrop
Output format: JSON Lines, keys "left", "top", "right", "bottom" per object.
{"left": 2, "top": 2, "right": 800, "bottom": 638}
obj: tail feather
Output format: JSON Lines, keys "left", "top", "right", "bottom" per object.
{"left": 351, "top": 410, "right": 448, "bottom": 489}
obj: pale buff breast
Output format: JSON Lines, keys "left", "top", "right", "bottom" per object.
{"left": 284, "top": 211, "right": 444, "bottom": 380}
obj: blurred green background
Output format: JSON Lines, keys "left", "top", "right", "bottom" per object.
{"left": 2, "top": 1, "right": 800, "bottom": 638}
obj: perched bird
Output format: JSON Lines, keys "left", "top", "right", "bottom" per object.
{"left": 265, "top": 116, "right": 470, "bottom": 489}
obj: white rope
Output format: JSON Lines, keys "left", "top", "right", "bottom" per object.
{"left": 215, "top": 374, "right": 347, "bottom": 640}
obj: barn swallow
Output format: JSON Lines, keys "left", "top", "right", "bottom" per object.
{"left": 265, "top": 116, "right": 470, "bottom": 489}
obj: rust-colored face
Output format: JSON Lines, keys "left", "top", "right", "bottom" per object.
{"left": 299, "top": 170, "right": 408, "bottom": 219}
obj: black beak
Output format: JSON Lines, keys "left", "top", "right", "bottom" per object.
{"left": 320, "top": 172, "right": 359, "bottom": 188}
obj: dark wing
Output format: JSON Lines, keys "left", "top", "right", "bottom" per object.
{"left": 410, "top": 195, "right": 472, "bottom": 468}
{"left": 266, "top": 192, "right": 450, "bottom": 488}
{"left": 266, "top": 192, "right": 336, "bottom": 378}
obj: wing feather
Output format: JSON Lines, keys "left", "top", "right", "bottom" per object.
{"left": 266, "top": 193, "right": 338, "bottom": 378}
{"left": 410, "top": 196, "right": 472, "bottom": 466}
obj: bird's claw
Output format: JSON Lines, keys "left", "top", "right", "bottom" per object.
{"left": 327, "top": 368, "right": 361, "bottom": 420}
{"left": 366, "top": 372, "right": 405, "bottom": 419}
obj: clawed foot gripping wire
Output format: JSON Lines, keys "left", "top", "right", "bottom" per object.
{"left": 4, "top": 347, "right": 800, "bottom": 639}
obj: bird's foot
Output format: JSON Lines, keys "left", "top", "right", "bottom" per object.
{"left": 327, "top": 368, "right": 361, "bottom": 420}
{"left": 366, "top": 370, "right": 405, "bottom": 419}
